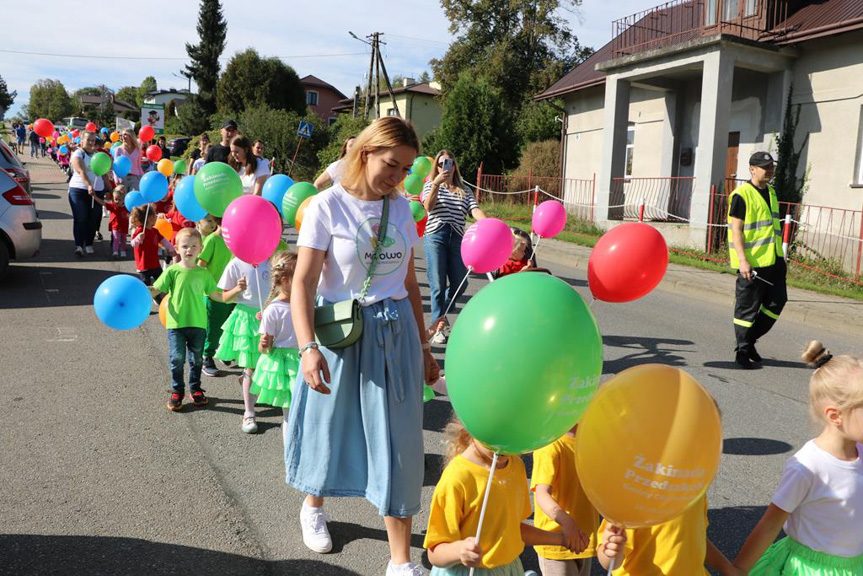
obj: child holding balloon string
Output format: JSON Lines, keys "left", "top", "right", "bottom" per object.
{"left": 424, "top": 416, "right": 584, "bottom": 575}
{"left": 197, "top": 215, "right": 234, "bottom": 377}
{"left": 734, "top": 341, "right": 863, "bottom": 575}
{"left": 131, "top": 204, "right": 176, "bottom": 295}
{"left": 91, "top": 185, "right": 130, "bottom": 259}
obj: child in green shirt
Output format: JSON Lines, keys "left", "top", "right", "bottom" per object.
{"left": 152, "top": 227, "right": 246, "bottom": 412}
{"left": 197, "top": 216, "right": 235, "bottom": 376}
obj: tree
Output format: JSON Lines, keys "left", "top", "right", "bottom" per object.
{"left": 435, "top": 74, "right": 517, "bottom": 180}
{"left": 317, "top": 115, "right": 370, "bottom": 168}
{"left": 25, "top": 79, "right": 75, "bottom": 121}
{"left": 773, "top": 85, "right": 809, "bottom": 205}
{"left": 217, "top": 49, "right": 306, "bottom": 116}
{"left": 138, "top": 76, "right": 157, "bottom": 105}
{"left": 185, "top": 0, "right": 227, "bottom": 115}
{"left": 115, "top": 86, "right": 139, "bottom": 106}
{"left": 177, "top": 94, "right": 212, "bottom": 136}
{"left": 0, "top": 75, "right": 17, "bottom": 116}
{"left": 418, "top": 71, "right": 432, "bottom": 83}
{"left": 516, "top": 98, "right": 563, "bottom": 145}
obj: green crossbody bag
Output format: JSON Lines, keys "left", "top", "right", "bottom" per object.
{"left": 313, "top": 196, "right": 389, "bottom": 349}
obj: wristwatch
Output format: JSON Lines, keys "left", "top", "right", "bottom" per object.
{"left": 299, "top": 342, "right": 320, "bottom": 356}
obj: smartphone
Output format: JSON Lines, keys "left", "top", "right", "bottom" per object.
{"left": 442, "top": 158, "right": 454, "bottom": 172}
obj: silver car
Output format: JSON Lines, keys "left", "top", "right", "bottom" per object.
{"left": 0, "top": 168, "right": 41, "bottom": 278}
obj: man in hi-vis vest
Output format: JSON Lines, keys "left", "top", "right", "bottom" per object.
{"left": 727, "top": 151, "right": 787, "bottom": 369}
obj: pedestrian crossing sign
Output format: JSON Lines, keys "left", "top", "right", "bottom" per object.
{"left": 297, "top": 121, "right": 314, "bottom": 140}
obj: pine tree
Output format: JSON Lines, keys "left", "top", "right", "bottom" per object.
{"left": 0, "top": 75, "right": 17, "bottom": 117}
{"left": 185, "top": 0, "right": 227, "bottom": 116}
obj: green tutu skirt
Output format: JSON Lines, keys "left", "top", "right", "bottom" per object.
{"left": 751, "top": 537, "right": 863, "bottom": 576}
{"left": 250, "top": 346, "right": 299, "bottom": 409}
{"left": 214, "top": 303, "right": 261, "bottom": 369}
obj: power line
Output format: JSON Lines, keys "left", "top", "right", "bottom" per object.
{"left": 384, "top": 33, "right": 450, "bottom": 47}
{"left": 0, "top": 48, "right": 368, "bottom": 61}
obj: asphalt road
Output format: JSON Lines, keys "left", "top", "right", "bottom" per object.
{"left": 1, "top": 157, "right": 858, "bottom": 576}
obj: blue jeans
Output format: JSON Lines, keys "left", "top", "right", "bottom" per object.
{"left": 68, "top": 188, "right": 91, "bottom": 249}
{"left": 424, "top": 224, "right": 469, "bottom": 324}
{"left": 87, "top": 188, "right": 105, "bottom": 245}
{"left": 30, "top": 142, "right": 38, "bottom": 157}
{"left": 168, "top": 328, "right": 206, "bottom": 393}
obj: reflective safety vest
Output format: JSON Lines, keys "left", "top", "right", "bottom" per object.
{"left": 727, "top": 182, "right": 783, "bottom": 269}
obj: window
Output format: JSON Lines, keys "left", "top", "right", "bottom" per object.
{"left": 328, "top": 116, "right": 338, "bottom": 126}
{"left": 387, "top": 108, "right": 398, "bottom": 117}
{"left": 745, "top": 0, "right": 758, "bottom": 16}
{"left": 706, "top": 0, "right": 717, "bottom": 25}
{"left": 723, "top": 0, "right": 738, "bottom": 21}
{"left": 855, "top": 106, "right": 863, "bottom": 185}
{"left": 305, "top": 91, "right": 319, "bottom": 106}
{"left": 625, "top": 123, "right": 636, "bottom": 178}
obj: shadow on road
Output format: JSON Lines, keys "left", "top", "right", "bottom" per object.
{"left": 703, "top": 359, "right": 807, "bottom": 370}
{"left": 0, "top": 265, "right": 118, "bottom": 310}
{"left": 0, "top": 534, "right": 363, "bottom": 575}
{"left": 34, "top": 209, "right": 72, "bottom": 220}
{"left": 723, "top": 437, "right": 794, "bottom": 456}
{"left": 707, "top": 505, "right": 769, "bottom": 561}
{"left": 602, "top": 335, "right": 694, "bottom": 373}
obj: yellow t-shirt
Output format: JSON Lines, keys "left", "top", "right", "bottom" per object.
{"left": 530, "top": 434, "right": 600, "bottom": 560}
{"left": 599, "top": 495, "right": 709, "bottom": 576}
{"left": 424, "top": 454, "right": 532, "bottom": 569}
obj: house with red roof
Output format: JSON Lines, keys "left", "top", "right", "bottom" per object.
{"left": 301, "top": 75, "right": 347, "bottom": 126}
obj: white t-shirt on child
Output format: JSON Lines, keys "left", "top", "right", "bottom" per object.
{"left": 297, "top": 184, "right": 419, "bottom": 305}
{"left": 218, "top": 257, "right": 271, "bottom": 309}
{"left": 772, "top": 440, "right": 863, "bottom": 557}
{"left": 325, "top": 160, "right": 344, "bottom": 183}
{"left": 259, "top": 299, "right": 297, "bottom": 348}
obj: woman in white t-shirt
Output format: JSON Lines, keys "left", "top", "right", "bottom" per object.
{"left": 735, "top": 340, "right": 863, "bottom": 574}
{"left": 68, "top": 130, "right": 107, "bottom": 256}
{"left": 286, "top": 118, "right": 439, "bottom": 572}
{"left": 313, "top": 135, "right": 356, "bottom": 190}
{"left": 229, "top": 135, "right": 269, "bottom": 195}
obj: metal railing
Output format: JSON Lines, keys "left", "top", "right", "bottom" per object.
{"left": 476, "top": 173, "right": 596, "bottom": 221}
{"left": 609, "top": 176, "right": 696, "bottom": 221}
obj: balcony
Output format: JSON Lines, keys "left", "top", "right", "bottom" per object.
{"left": 611, "top": 0, "right": 790, "bottom": 58}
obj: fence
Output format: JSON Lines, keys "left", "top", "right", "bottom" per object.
{"left": 475, "top": 172, "right": 596, "bottom": 221}
{"left": 609, "top": 177, "right": 695, "bottom": 221}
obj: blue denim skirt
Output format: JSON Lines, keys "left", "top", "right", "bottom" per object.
{"left": 284, "top": 296, "right": 425, "bottom": 517}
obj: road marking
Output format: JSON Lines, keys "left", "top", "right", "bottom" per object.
{"left": 47, "top": 327, "right": 78, "bottom": 342}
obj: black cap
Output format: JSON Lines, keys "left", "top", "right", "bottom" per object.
{"left": 749, "top": 151, "right": 775, "bottom": 167}
{"left": 221, "top": 119, "right": 238, "bottom": 130}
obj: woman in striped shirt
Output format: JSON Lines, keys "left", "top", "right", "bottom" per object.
{"left": 422, "top": 150, "right": 486, "bottom": 344}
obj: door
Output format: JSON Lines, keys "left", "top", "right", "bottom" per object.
{"left": 726, "top": 131, "right": 740, "bottom": 192}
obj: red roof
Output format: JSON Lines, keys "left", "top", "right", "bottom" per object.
{"left": 300, "top": 75, "right": 347, "bottom": 100}
{"left": 332, "top": 82, "right": 441, "bottom": 111}
{"left": 534, "top": 42, "right": 611, "bottom": 100}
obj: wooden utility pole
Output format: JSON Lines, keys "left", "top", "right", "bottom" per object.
{"left": 357, "top": 32, "right": 401, "bottom": 120}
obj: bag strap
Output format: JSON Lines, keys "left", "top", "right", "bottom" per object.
{"left": 358, "top": 195, "right": 389, "bottom": 302}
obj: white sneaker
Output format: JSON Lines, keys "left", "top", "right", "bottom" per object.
{"left": 386, "top": 561, "right": 426, "bottom": 576}
{"left": 112, "top": 251, "right": 119, "bottom": 259}
{"left": 431, "top": 330, "right": 447, "bottom": 345}
{"left": 74, "top": 247, "right": 84, "bottom": 257}
{"left": 300, "top": 505, "right": 333, "bottom": 553}
{"left": 241, "top": 416, "right": 258, "bottom": 434}
{"left": 84, "top": 246, "right": 94, "bottom": 255}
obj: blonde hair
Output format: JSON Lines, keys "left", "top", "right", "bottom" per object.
{"left": 444, "top": 414, "right": 473, "bottom": 466}
{"left": 121, "top": 129, "right": 139, "bottom": 152}
{"left": 802, "top": 341, "right": 863, "bottom": 423}
{"left": 130, "top": 204, "right": 156, "bottom": 228}
{"left": 270, "top": 250, "right": 298, "bottom": 301}
{"left": 174, "top": 227, "right": 202, "bottom": 245}
{"left": 340, "top": 117, "right": 419, "bottom": 197}
{"left": 429, "top": 149, "right": 466, "bottom": 198}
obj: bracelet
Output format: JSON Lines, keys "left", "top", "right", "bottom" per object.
{"left": 299, "top": 341, "right": 319, "bottom": 355}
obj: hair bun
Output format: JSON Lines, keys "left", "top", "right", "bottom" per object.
{"left": 802, "top": 340, "right": 830, "bottom": 368}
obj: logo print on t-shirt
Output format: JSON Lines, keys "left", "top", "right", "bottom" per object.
{"left": 356, "top": 218, "right": 407, "bottom": 276}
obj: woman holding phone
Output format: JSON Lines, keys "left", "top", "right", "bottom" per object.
{"left": 422, "top": 150, "right": 486, "bottom": 345}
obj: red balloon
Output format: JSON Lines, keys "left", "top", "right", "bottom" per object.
{"left": 85, "top": 122, "right": 97, "bottom": 132}
{"left": 71, "top": 130, "right": 80, "bottom": 138}
{"left": 139, "top": 125, "right": 155, "bottom": 143}
{"left": 33, "top": 119, "right": 54, "bottom": 138}
{"left": 146, "top": 145, "right": 162, "bottom": 162}
{"left": 588, "top": 223, "right": 669, "bottom": 303}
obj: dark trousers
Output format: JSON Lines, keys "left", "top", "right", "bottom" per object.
{"left": 168, "top": 327, "right": 206, "bottom": 393}
{"left": 68, "top": 188, "right": 91, "bottom": 248}
{"left": 86, "top": 189, "right": 105, "bottom": 244}
{"left": 734, "top": 259, "right": 787, "bottom": 352}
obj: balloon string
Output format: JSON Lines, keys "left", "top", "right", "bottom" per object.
{"left": 254, "top": 265, "right": 264, "bottom": 312}
{"left": 439, "top": 267, "right": 471, "bottom": 324}
{"left": 532, "top": 236, "right": 542, "bottom": 261}
{"left": 608, "top": 556, "right": 615, "bottom": 575}
{"left": 485, "top": 272, "right": 494, "bottom": 283}
{"left": 144, "top": 203, "right": 151, "bottom": 241}
{"left": 590, "top": 297, "right": 597, "bottom": 309}
{"left": 468, "top": 450, "right": 499, "bottom": 576}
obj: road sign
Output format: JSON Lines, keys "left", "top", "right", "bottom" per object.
{"left": 297, "top": 121, "right": 314, "bottom": 140}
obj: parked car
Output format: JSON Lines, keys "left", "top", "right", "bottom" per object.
{"left": 0, "top": 140, "right": 31, "bottom": 193}
{"left": 168, "top": 137, "right": 191, "bottom": 157}
{"left": 0, "top": 169, "right": 41, "bottom": 279}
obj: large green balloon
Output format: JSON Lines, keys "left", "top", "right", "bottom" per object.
{"left": 282, "top": 182, "right": 317, "bottom": 227}
{"left": 446, "top": 273, "right": 603, "bottom": 454}
{"left": 91, "top": 152, "right": 112, "bottom": 176}
{"left": 404, "top": 174, "right": 424, "bottom": 197}
{"left": 194, "top": 162, "right": 242, "bottom": 217}
{"left": 410, "top": 200, "right": 426, "bottom": 222}
{"left": 173, "top": 159, "right": 188, "bottom": 175}
{"left": 411, "top": 156, "right": 432, "bottom": 179}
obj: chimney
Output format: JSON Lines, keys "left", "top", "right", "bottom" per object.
{"left": 402, "top": 78, "right": 415, "bottom": 88}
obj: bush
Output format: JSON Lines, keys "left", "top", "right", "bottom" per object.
{"left": 177, "top": 94, "right": 212, "bottom": 137}
{"left": 507, "top": 139, "right": 560, "bottom": 191}
{"left": 317, "top": 115, "right": 370, "bottom": 169}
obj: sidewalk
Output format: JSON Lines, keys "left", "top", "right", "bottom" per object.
{"left": 537, "top": 235, "right": 863, "bottom": 337}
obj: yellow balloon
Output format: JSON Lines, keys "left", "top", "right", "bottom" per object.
{"left": 103, "top": 141, "right": 111, "bottom": 150}
{"left": 154, "top": 217, "right": 175, "bottom": 241}
{"left": 575, "top": 364, "right": 721, "bottom": 528}
{"left": 110, "top": 131, "right": 119, "bottom": 143}
{"left": 158, "top": 295, "right": 169, "bottom": 328}
{"left": 157, "top": 159, "right": 174, "bottom": 177}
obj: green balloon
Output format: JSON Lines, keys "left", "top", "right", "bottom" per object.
{"left": 194, "top": 162, "right": 243, "bottom": 217}
{"left": 411, "top": 156, "right": 432, "bottom": 179}
{"left": 445, "top": 273, "right": 603, "bottom": 454}
{"left": 91, "top": 152, "right": 112, "bottom": 176}
{"left": 423, "top": 384, "right": 435, "bottom": 403}
{"left": 410, "top": 200, "right": 426, "bottom": 223}
{"left": 282, "top": 182, "right": 317, "bottom": 227}
{"left": 404, "top": 174, "right": 424, "bottom": 197}
{"left": 173, "top": 159, "right": 188, "bottom": 175}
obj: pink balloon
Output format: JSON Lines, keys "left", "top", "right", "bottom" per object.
{"left": 221, "top": 195, "right": 283, "bottom": 265}
{"left": 532, "top": 200, "right": 567, "bottom": 238}
{"left": 461, "top": 218, "right": 513, "bottom": 274}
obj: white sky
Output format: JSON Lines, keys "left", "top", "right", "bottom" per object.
{"left": 1, "top": 0, "right": 658, "bottom": 118}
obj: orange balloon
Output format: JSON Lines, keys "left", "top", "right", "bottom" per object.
{"left": 154, "top": 218, "right": 174, "bottom": 241}
{"left": 158, "top": 295, "right": 169, "bottom": 328}
{"left": 110, "top": 131, "right": 119, "bottom": 143}
{"left": 103, "top": 141, "right": 111, "bottom": 150}
{"left": 294, "top": 196, "right": 313, "bottom": 232}
{"left": 575, "top": 364, "right": 722, "bottom": 528}
{"left": 157, "top": 159, "right": 174, "bottom": 177}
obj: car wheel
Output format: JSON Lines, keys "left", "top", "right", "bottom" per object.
{"left": 0, "top": 239, "right": 9, "bottom": 280}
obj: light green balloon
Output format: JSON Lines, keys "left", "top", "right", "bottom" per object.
{"left": 411, "top": 156, "right": 432, "bottom": 179}
{"left": 173, "top": 159, "right": 188, "bottom": 175}
{"left": 404, "top": 174, "right": 424, "bottom": 197}
{"left": 194, "top": 162, "right": 243, "bottom": 217}
{"left": 410, "top": 200, "right": 426, "bottom": 223}
{"left": 423, "top": 384, "right": 435, "bottom": 403}
{"left": 445, "top": 273, "right": 603, "bottom": 454}
{"left": 282, "top": 182, "right": 317, "bottom": 227}
{"left": 91, "top": 152, "right": 112, "bottom": 176}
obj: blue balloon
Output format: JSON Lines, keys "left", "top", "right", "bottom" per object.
{"left": 140, "top": 171, "right": 169, "bottom": 203}
{"left": 100, "top": 127, "right": 109, "bottom": 134}
{"left": 261, "top": 174, "right": 294, "bottom": 215}
{"left": 125, "top": 190, "right": 144, "bottom": 210}
{"left": 93, "top": 275, "right": 152, "bottom": 330}
{"left": 113, "top": 155, "right": 132, "bottom": 178}
{"left": 174, "top": 175, "right": 207, "bottom": 222}
{"left": 59, "top": 145, "right": 68, "bottom": 154}
{"left": 74, "top": 136, "right": 81, "bottom": 144}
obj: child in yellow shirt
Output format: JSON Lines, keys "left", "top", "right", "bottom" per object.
{"left": 531, "top": 424, "right": 599, "bottom": 576}
{"left": 424, "top": 416, "right": 572, "bottom": 575}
